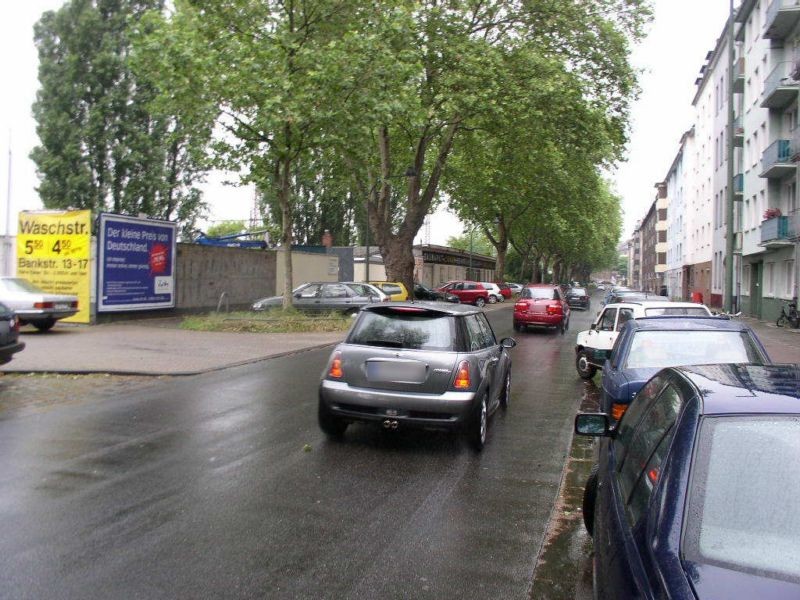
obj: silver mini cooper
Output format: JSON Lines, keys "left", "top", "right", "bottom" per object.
{"left": 318, "top": 302, "right": 516, "bottom": 450}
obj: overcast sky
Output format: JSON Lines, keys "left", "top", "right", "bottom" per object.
{"left": 1, "top": 1, "right": 732, "bottom": 243}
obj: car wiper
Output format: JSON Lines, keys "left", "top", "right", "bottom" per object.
{"left": 361, "top": 340, "right": 403, "bottom": 348}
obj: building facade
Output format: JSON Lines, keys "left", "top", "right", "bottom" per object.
{"left": 630, "top": 0, "right": 799, "bottom": 318}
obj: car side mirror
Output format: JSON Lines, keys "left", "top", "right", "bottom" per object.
{"left": 293, "top": 292, "right": 302, "bottom": 299}
{"left": 500, "top": 337, "right": 517, "bottom": 349}
{"left": 590, "top": 323, "right": 596, "bottom": 331}
{"left": 575, "top": 413, "right": 611, "bottom": 437}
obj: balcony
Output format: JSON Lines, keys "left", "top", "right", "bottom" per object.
{"left": 759, "top": 139, "right": 796, "bottom": 178}
{"left": 734, "top": 172, "right": 744, "bottom": 198}
{"left": 764, "top": 0, "right": 800, "bottom": 40}
{"left": 760, "top": 216, "right": 793, "bottom": 247}
{"left": 733, "top": 57, "right": 745, "bottom": 93}
{"left": 733, "top": 115, "right": 744, "bottom": 147}
{"left": 761, "top": 62, "right": 799, "bottom": 109}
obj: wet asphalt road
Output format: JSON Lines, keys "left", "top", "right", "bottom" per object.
{"left": 0, "top": 304, "right": 597, "bottom": 600}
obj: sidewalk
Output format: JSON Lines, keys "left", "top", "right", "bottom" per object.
{"left": 0, "top": 318, "right": 346, "bottom": 376}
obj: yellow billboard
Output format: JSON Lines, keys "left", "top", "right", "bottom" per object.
{"left": 17, "top": 210, "right": 92, "bottom": 323}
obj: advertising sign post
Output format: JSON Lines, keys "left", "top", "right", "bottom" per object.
{"left": 97, "top": 214, "right": 177, "bottom": 312}
{"left": 16, "top": 210, "right": 92, "bottom": 323}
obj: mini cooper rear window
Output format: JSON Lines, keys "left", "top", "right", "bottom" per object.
{"left": 349, "top": 309, "right": 456, "bottom": 351}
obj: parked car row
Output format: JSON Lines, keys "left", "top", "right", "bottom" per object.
{"left": 572, "top": 288, "right": 797, "bottom": 598}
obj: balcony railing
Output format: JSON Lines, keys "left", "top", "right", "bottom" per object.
{"left": 760, "top": 139, "right": 796, "bottom": 178}
{"left": 734, "top": 173, "right": 744, "bottom": 197}
{"left": 734, "top": 57, "right": 745, "bottom": 93}
{"left": 761, "top": 62, "right": 800, "bottom": 109}
{"left": 733, "top": 115, "right": 744, "bottom": 147}
{"left": 760, "top": 215, "right": 792, "bottom": 247}
{"left": 765, "top": 0, "right": 800, "bottom": 40}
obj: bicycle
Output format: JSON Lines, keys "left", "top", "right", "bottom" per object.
{"left": 776, "top": 297, "right": 800, "bottom": 328}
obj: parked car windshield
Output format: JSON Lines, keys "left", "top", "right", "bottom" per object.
{"left": 522, "top": 287, "right": 557, "bottom": 300}
{"left": 624, "top": 330, "right": 764, "bottom": 369}
{"left": 683, "top": 416, "right": 800, "bottom": 582}
{"left": 569, "top": 287, "right": 586, "bottom": 296}
{"left": 348, "top": 309, "right": 456, "bottom": 351}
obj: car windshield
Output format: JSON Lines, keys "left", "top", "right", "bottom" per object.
{"left": 570, "top": 288, "right": 586, "bottom": 295}
{"left": 644, "top": 306, "right": 710, "bottom": 316}
{"left": 348, "top": 308, "right": 455, "bottom": 350}
{"left": 0, "top": 278, "right": 44, "bottom": 294}
{"left": 624, "top": 330, "right": 764, "bottom": 369}
{"left": 683, "top": 416, "right": 800, "bottom": 582}
{"left": 522, "top": 287, "right": 556, "bottom": 300}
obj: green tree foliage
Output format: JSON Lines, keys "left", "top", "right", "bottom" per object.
{"left": 30, "top": 0, "right": 209, "bottom": 237}
{"left": 134, "top": 0, "right": 649, "bottom": 296}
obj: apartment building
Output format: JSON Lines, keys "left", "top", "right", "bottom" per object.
{"left": 630, "top": 0, "right": 799, "bottom": 319}
{"left": 735, "top": 0, "right": 800, "bottom": 320}
{"left": 664, "top": 129, "right": 693, "bottom": 298}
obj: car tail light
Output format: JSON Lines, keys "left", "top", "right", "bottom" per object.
{"left": 453, "top": 360, "right": 471, "bottom": 389}
{"left": 546, "top": 303, "right": 563, "bottom": 315}
{"left": 328, "top": 352, "right": 343, "bottom": 379}
{"left": 34, "top": 301, "right": 54, "bottom": 309}
{"left": 12, "top": 316, "right": 19, "bottom": 332}
{"left": 611, "top": 403, "right": 628, "bottom": 421}
{"left": 514, "top": 301, "right": 527, "bottom": 311}
{"left": 71, "top": 301, "right": 79, "bottom": 308}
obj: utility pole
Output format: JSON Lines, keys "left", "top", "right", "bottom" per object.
{"left": 725, "top": 0, "right": 735, "bottom": 312}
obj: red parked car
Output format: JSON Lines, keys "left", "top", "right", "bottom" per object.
{"left": 513, "top": 284, "right": 570, "bottom": 334}
{"left": 495, "top": 283, "right": 513, "bottom": 300}
{"left": 437, "top": 281, "right": 490, "bottom": 307}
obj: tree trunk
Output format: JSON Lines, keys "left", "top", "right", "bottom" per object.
{"left": 485, "top": 219, "right": 508, "bottom": 282}
{"left": 278, "top": 142, "right": 294, "bottom": 309}
{"left": 372, "top": 120, "right": 460, "bottom": 298}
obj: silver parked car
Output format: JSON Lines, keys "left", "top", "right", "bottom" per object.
{"left": 0, "top": 277, "right": 79, "bottom": 331}
{"left": 318, "top": 302, "right": 516, "bottom": 450}
{"left": 252, "top": 282, "right": 388, "bottom": 314}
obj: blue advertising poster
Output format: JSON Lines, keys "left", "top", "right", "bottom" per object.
{"left": 97, "top": 213, "right": 178, "bottom": 312}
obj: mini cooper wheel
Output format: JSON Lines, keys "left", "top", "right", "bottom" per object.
{"left": 575, "top": 350, "right": 597, "bottom": 380}
{"left": 318, "top": 401, "right": 348, "bottom": 437}
{"left": 474, "top": 297, "right": 486, "bottom": 308}
{"left": 468, "top": 395, "right": 488, "bottom": 451}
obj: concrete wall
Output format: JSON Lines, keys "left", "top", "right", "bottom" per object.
{"left": 176, "top": 243, "right": 277, "bottom": 310}
{"left": 275, "top": 248, "right": 339, "bottom": 290}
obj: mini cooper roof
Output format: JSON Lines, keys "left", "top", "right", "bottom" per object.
{"left": 360, "top": 301, "right": 483, "bottom": 317}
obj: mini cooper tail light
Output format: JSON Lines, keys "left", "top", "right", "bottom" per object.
{"left": 328, "top": 352, "right": 343, "bottom": 378}
{"left": 453, "top": 360, "right": 471, "bottom": 389}
{"left": 611, "top": 403, "right": 628, "bottom": 421}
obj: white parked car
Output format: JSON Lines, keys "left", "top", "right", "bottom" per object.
{"left": 0, "top": 277, "right": 79, "bottom": 331}
{"left": 574, "top": 300, "right": 712, "bottom": 379}
{"left": 480, "top": 282, "right": 504, "bottom": 303}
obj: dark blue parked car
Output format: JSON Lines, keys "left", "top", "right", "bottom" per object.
{"left": 600, "top": 317, "right": 770, "bottom": 420}
{"left": 577, "top": 363, "right": 800, "bottom": 599}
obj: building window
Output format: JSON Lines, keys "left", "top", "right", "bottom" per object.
{"left": 785, "top": 260, "right": 796, "bottom": 297}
